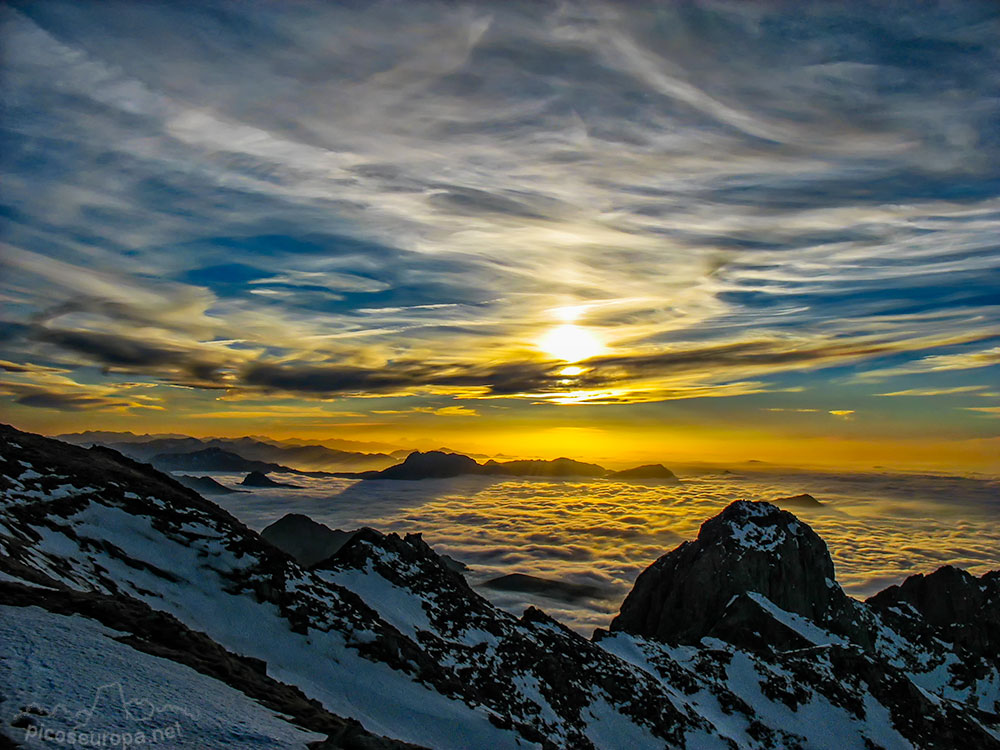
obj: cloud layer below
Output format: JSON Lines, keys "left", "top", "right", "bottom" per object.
{"left": 209, "top": 468, "right": 1000, "bottom": 633}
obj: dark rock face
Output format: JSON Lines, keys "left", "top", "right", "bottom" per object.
{"left": 365, "top": 451, "right": 482, "bottom": 480}
{"left": 773, "top": 493, "right": 823, "bottom": 508}
{"left": 610, "top": 501, "right": 857, "bottom": 646}
{"left": 482, "top": 457, "right": 607, "bottom": 477}
{"left": 868, "top": 566, "right": 1000, "bottom": 661}
{"left": 262, "top": 513, "right": 358, "bottom": 567}
{"left": 240, "top": 470, "right": 301, "bottom": 488}
{"left": 440, "top": 554, "right": 468, "bottom": 573}
{"left": 609, "top": 464, "right": 679, "bottom": 481}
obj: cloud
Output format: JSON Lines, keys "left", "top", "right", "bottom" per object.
{"left": 235, "top": 330, "right": 996, "bottom": 406}
{"left": 876, "top": 386, "right": 990, "bottom": 397}
{"left": 34, "top": 328, "right": 221, "bottom": 379}
{"left": 373, "top": 405, "right": 480, "bottom": 417}
{"left": 857, "top": 346, "right": 1000, "bottom": 382}
{"left": 205, "top": 468, "right": 1000, "bottom": 632}
{"left": 963, "top": 406, "right": 1000, "bottom": 417}
{"left": 0, "top": 374, "right": 164, "bottom": 413}
{"left": 0, "top": 1, "right": 998, "bottom": 424}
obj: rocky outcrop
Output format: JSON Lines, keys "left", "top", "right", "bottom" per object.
{"left": 262, "top": 513, "right": 358, "bottom": 567}
{"left": 609, "top": 464, "right": 679, "bottom": 481}
{"left": 175, "top": 474, "right": 249, "bottom": 494}
{"left": 610, "top": 501, "right": 866, "bottom": 648}
{"left": 772, "top": 493, "right": 823, "bottom": 508}
{"left": 241, "top": 470, "right": 301, "bottom": 488}
{"left": 868, "top": 565, "right": 1000, "bottom": 661}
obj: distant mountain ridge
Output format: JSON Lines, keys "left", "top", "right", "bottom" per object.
{"left": 356, "top": 450, "right": 682, "bottom": 482}
{"left": 57, "top": 431, "right": 683, "bottom": 483}
{"left": 150, "top": 447, "right": 296, "bottom": 474}
{"left": 58, "top": 432, "right": 397, "bottom": 472}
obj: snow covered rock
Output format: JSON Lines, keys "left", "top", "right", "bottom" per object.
{"left": 610, "top": 501, "right": 865, "bottom": 648}
{"left": 868, "top": 565, "right": 1000, "bottom": 662}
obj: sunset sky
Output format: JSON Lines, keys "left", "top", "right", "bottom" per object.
{"left": 1, "top": 1, "right": 998, "bottom": 469}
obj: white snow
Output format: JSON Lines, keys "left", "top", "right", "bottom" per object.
{"left": 744, "top": 592, "right": 848, "bottom": 647}
{"left": 316, "top": 564, "right": 435, "bottom": 641}
{"left": 583, "top": 695, "right": 668, "bottom": 750}
{"left": 0, "top": 605, "right": 324, "bottom": 749}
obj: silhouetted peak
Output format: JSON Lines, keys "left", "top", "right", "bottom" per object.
{"left": 610, "top": 501, "right": 850, "bottom": 647}
{"left": 609, "top": 464, "right": 679, "bottom": 481}
{"left": 240, "top": 471, "right": 301, "bottom": 488}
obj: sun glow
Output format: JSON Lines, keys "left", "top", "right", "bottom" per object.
{"left": 538, "top": 325, "right": 604, "bottom": 363}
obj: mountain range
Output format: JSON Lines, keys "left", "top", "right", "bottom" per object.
{"left": 354, "top": 450, "right": 680, "bottom": 482}
{"left": 57, "top": 432, "right": 398, "bottom": 472}
{"left": 55, "top": 432, "right": 681, "bottom": 482}
{"left": 2, "top": 423, "right": 998, "bottom": 749}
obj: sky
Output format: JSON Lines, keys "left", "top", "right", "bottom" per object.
{"left": 1, "top": 0, "right": 999, "bottom": 469}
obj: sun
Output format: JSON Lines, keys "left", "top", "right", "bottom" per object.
{"left": 538, "top": 324, "right": 604, "bottom": 363}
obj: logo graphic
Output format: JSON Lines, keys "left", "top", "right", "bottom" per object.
{"left": 12, "top": 682, "right": 198, "bottom": 746}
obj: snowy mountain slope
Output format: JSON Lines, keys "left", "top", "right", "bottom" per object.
{"left": 0, "top": 426, "right": 730, "bottom": 749}
{"left": 1, "top": 603, "right": 326, "bottom": 750}
{"left": 0, "top": 581, "right": 425, "bottom": 750}
{"left": 2, "top": 424, "right": 999, "bottom": 749}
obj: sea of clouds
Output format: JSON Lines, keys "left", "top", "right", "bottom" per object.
{"left": 207, "top": 468, "right": 1000, "bottom": 633}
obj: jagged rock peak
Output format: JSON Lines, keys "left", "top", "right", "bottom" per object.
{"left": 610, "top": 500, "right": 850, "bottom": 647}
{"left": 261, "top": 513, "right": 359, "bottom": 568}
{"left": 867, "top": 565, "right": 1000, "bottom": 660}
{"left": 697, "top": 499, "right": 813, "bottom": 553}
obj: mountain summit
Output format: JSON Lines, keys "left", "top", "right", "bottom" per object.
{"left": 611, "top": 501, "right": 860, "bottom": 647}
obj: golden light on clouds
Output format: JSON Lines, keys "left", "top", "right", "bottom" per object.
{"left": 538, "top": 325, "right": 604, "bottom": 363}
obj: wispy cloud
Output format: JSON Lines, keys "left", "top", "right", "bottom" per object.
{"left": 0, "top": 371, "right": 165, "bottom": 413}
{"left": 877, "top": 386, "right": 990, "bottom": 397}
{"left": 963, "top": 406, "right": 1000, "bottom": 417}
{"left": 1, "top": 1, "right": 998, "bottom": 431}
{"left": 857, "top": 346, "right": 1000, "bottom": 382}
